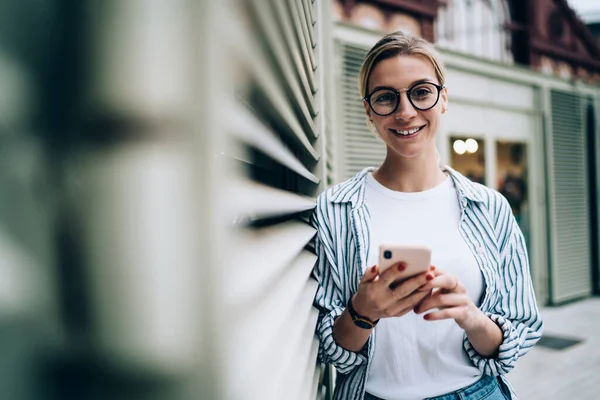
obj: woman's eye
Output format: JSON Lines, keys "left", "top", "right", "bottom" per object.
{"left": 375, "top": 93, "right": 394, "bottom": 103}
{"left": 412, "top": 88, "right": 432, "bottom": 97}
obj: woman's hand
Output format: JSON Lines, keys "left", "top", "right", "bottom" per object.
{"left": 352, "top": 263, "right": 435, "bottom": 322}
{"left": 414, "top": 269, "right": 503, "bottom": 357}
{"left": 413, "top": 270, "right": 484, "bottom": 330}
{"left": 333, "top": 263, "right": 436, "bottom": 352}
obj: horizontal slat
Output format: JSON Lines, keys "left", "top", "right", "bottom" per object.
{"left": 310, "top": 364, "right": 321, "bottom": 400}
{"left": 273, "top": 305, "right": 319, "bottom": 399}
{"left": 302, "top": 0, "right": 317, "bottom": 48}
{"left": 343, "top": 152, "right": 386, "bottom": 162}
{"left": 291, "top": 0, "right": 318, "bottom": 73}
{"left": 227, "top": 12, "right": 320, "bottom": 157}
{"left": 340, "top": 41, "right": 381, "bottom": 180}
{"left": 250, "top": 1, "right": 318, "bottom": 136}
{"left": 305, "top": 0, "right": 316, "bottom": 25}
{"left": 230, "top": 278, "right": 318, "bottom": 398}
{"left": 341, "top": 112, "right": 369, "bottom": 121}
{"left": 283, "top": 331, "right": 320, "bottom": 400}
{"left": 226, "top": 180, "right": 315, "bottom": 221}
{"left": 291, "top": 0, "right": 317, "bottom": 74}
{"left": 553, "top": 287, "right": 591, "bottom": 303}
{"left": 226, "top": 179, "right": 315, "bottom": 222}
{"left": 555, "top": 279, "right": 591, "bottom": 294}
{"left": 345, "top": 136, "right": 380, "bottom": 146}
{"left": 229, "top": 104, "right": 320, "bottom": 184}
{"left": 271, "top": 0, "right": 318, "bottom": 115}
{"left": 295, "top": 338, "right": 320, "bottom": 400}
{"left": 227, "top": 225, "right": 315, "bottom": 306}
{"left": 345, "top": 146, "right": 386, "bottom": 154}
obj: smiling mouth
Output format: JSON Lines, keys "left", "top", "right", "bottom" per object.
{"left": 389, "top": 125, "right": 425, "bottom": 137}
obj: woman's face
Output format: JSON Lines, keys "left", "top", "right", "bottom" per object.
{"left": 364, "top": 55, "right": 448, "bottom": 160}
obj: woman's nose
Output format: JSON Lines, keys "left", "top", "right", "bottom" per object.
{"left": 394, "top": 92, "right": 417, "bottom": 120}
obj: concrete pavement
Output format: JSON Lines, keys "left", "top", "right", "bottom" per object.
{"left": 507, "top": 297, "right": 600, "bottom": 399}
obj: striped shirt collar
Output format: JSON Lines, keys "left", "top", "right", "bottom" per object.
{"left": 329, "top": 166, "right": 485, "bottom": 208}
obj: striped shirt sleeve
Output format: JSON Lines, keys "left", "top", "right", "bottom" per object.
{"left": 311, "top": 194, "right": 367, "bottom": 374}
{"left": 465, "top": 193, "right": 544, "bottom": 375}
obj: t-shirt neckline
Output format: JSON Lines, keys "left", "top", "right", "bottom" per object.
{"left": 366, "top": 172, "right": 453, "bottom": 201}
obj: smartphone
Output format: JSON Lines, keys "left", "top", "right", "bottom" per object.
{"left": 378, "top": 244, "right": 432, "bottom": 282}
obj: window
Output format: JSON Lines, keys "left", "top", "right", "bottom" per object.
{"left": 436, "top": 0, "right": 512, "bottom": 63}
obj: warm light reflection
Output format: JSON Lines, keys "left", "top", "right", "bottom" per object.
{"left": 453, "top": 139, "right": 466, "bottom": 155}
{"left": 465, "top": 138, "right": 479, "bottom": 153}
{"left": 454, "top": 138, "right": 479, "bottom": 154}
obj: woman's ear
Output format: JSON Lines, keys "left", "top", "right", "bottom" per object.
{"left": 440, "top": 87, "right": 448, "bottom": 113}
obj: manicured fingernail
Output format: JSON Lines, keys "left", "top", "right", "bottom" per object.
{"left": 426, "top": 274, "right": 434, "bottom": 281}
{"left": 371, "top": 265, "right": 377, "bottom": 273}
{"left": 423, "top": 314, "right": 430, "bottom": 320}
{"left": 398, "top": 263, "right": 406, "bottom": 271}
{"left": 430, "top": 265, "right": 436, "bottom": 271}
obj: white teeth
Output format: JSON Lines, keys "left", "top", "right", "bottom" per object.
{"left": 393, "top": 127, "right": 421, "bottom": 136}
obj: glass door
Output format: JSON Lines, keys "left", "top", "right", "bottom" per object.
{"left": 496, "top": 141, "right": 530, "bottom": 249}
{"left": 449, "top": 136, "right": 486, "bottom": 185}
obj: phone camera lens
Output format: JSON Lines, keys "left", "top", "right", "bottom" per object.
{"left": 384, "top": 250, "right": 392, "bottom": 259}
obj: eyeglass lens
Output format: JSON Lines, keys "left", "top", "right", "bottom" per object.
{"left": 369, "top": 83, "right": 440, "bottom": 115}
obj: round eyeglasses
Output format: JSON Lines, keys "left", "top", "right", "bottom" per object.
{"left": 363, "top": 82, "right": 445, "bottom": 116}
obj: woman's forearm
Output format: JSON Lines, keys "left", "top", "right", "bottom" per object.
{"left": 464, "top": 309, "right": 503, "bottom": 358}
{"left": 333, "top": 308, "right": 373, "bottom": 352}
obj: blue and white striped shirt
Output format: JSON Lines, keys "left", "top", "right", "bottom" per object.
{"left": 311, "top": 167, "right": 543, "bottom": 400}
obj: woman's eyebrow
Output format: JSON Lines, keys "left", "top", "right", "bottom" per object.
{"left": 369, "top": 79, "right": 437, "bottom": 93}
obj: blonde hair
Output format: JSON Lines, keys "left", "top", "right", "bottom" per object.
{"left": 358, "top": 31, "right": 446, "bottom": 98}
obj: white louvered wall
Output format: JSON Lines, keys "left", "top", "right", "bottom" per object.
{"left": 338, "top": 42, "right": 386, "bottom": 180}
{"left": 217, "top": 1, "right": 332, "bottom": 399}
{"left": 548, "top": 90, "right": 592, "bottom": 304}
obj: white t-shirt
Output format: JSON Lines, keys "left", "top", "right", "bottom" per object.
{"left": 364, "top": 173, "right": 484, "bottom": 400}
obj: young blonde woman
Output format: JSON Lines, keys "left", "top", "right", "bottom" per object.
{"left": 311, "top": 31, "right": 543, "bottom": 400}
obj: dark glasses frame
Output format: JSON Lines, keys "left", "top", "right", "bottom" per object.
{"left": 363, "top": 82, "right": 445, "bottom": 116}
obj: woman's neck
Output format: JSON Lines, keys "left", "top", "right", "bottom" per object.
{"left": 373, "top": 151, "right": 446, "bottom": 193}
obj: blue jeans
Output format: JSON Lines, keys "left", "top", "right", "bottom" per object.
{"left": 364, "top": 375, "right": 510, "bottom": 400}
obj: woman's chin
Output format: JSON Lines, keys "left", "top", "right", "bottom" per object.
{"left": 388, "top": 145, "right": 430, "bottom": 160}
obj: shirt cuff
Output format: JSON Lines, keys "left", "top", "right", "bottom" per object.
{"left": 316, "top": 305, "right": 367, "bottom": 374}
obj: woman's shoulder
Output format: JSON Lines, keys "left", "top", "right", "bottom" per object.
{"left": 316, "top": 168, "right": 374, "bottom": 207}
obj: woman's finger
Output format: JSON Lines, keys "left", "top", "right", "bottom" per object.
{"left": 422, "top": 307, "right": 466, "bottom": 322}
{"left": 379, "top": 263, "right": 436, "bottom": 288}
{"left": 391, "top": 270, "right": 435, "bottom": 299}
{"left": 387, "top": 289, "right": 431, "bottom": 317}
{"left": 419, "top": 274, "right": 463, "bottom": 293}
{"left": 414, "top": 292, "right": 466, "bottom": 314}
{"left": 377, "top": 261, "right": 408, "bottom": 287}
{"left": 415, "top": 269, "right": 445, "bottom": 291}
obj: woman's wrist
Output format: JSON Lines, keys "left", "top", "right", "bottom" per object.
{"left": 462, "top": 307, "right": 503, "bottom": 358}
{"left": 351, "top": 293, "right": 382, "bottom": 322}
{"left": 333, "top": 301, "right": 374, "bottom": 352}
{"left": 459, "top": 304, "right": 488, "bottom": 333}
{"left": 347, "top": 295, "right": 379, "bottom": 329}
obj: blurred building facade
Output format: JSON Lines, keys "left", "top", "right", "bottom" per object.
{"left": 330, "top": 0, "right": 600, "bottom": 306}
{"left": 579, "top": 9, "right": 600, "bottom": 45}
